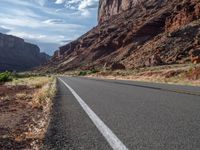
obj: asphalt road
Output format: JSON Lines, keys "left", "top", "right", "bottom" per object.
{"left": 44, "top": 77, "right": 200, "bottom": 150}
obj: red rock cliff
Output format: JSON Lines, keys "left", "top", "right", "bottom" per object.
{"left": 98, "top": 0, "right": 167, "bottom": 23}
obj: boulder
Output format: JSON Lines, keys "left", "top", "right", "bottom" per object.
{"left": 111, "top": 62, "right": 126, "bottom": 70}
{"left": 145, "top": 54, "right": 163, "bottom": 67}
{"left": 189, "top": 49, "right": 200, "bottom": 64}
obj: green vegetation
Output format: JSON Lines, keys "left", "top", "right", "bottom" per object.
{"left": 88, "top": 69, "right": 98, "bottom": 74}
{"left": 0, "top": 71, "right": 46, "bottom": 84}
{"left": 78, "top": 69, "right": 98, "bottom": 76}
{"left": 78, "top": 71, "right": 87, "bottom": 76}
{"left": 0, "top": 71, "right": 13, "bottom": 83}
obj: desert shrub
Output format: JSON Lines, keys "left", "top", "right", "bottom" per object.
{"left": 88, "top": 69, "right": 98, "bottom": 74}
{"left": 78, "top": 71, "right": 87, "bottom": 76}
{"left": 78, "top": 69, "right": 98, "bottom": 76}
{"left": 0, "top": 71, "right": 13, "bottom": 83}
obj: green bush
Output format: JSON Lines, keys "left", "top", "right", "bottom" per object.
{"left": 88, "top": 69, "right": 98, "bottom": 74}
{"left": 78, "top": 71, "right": 87, "bottom": 76}
{"left": 0, "top": 71, "right": 13, "bottom": 83}
{"left": 78, "top": 69, "right": 98, "bottom": 76}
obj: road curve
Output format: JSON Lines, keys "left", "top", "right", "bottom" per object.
{"left": 44, "top": 77, "right": 200, "bottom": 150}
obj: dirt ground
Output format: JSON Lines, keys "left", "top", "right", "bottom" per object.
{"left": 0, "top": 82, "right": 52, "bottom": 150}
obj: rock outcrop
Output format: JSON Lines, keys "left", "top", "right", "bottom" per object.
{"left": 189, "top": 49, "right": 200, "bottom": 64}
{"left": 0, "top": 33, "right": 50, "bottom": 71}
{"left": 40, "top": 0, "right": 200, "bottom": 73}
{"left": 98, "top": 0, "right": 136, "bottom": 22}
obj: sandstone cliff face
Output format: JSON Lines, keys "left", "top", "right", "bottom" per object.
{"left": 0, "top": 33, "right": 50, "bottom": 71}
{"left": 41, "top": 0, "right": 200, "bottom": 73}
{"left": 98, "top": 0, "right": 168, "bottom": 22}
{"left": 98, "top": 0, "right": 135, "bottom": 22}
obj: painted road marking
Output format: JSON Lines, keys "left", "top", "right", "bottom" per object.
{"left": 59, "top": 78, "right": 129, "bottom": 150}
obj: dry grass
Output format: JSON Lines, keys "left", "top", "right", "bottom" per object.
{"left": 7, "top": 76, "right": 51, "bottom": 88}
{"left": 32, "top": 77, "right": 56, "bottom": 108}
{"left": 6, "top": 75, "right": 56, "bottom": 111}
{"left": 0, "top": 76, "right": 56, "bottom": 149}
{"left": 24, "top": 77, "right": 56, "bottom": 148}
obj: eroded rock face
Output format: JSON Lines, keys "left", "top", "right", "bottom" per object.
{"left": 165, "top": 0, "right": 200, "bottom": 33}
{"left": 0, "top": 33, "right": 50, "bottom": 71}
{"left": 98, "top": 0, "right": 140, "bottom": 22}
{"left": 98, "top": 0, "right": 167, "bottom": 23}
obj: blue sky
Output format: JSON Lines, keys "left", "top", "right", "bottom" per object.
{"left": 0, "top": 0, "right": 99, "bottom": 55}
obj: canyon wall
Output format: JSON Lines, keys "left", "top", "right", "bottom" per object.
{"left": 0, "top": 33, "right": 50, "bottom": 71}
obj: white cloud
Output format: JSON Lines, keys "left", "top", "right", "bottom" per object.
{"left": 64, "top": 0, "right": 98, "bottom": 17}
{"left": 55, "top": 0, "right": 66, "bottom": 4}
{"left": 0, "top": 13, "right": 84, "bottom": 31}
{"left": 80, "top": 9, "right": 91, "bottom": 17}
{"left": 79, "top": 0, "right": 98, "bottom": 10}
{"left": 78, "top": 0, "right": 98, "bottom": 17}
{"left": 43, "top": 19, "right": 65, "bottom": 24}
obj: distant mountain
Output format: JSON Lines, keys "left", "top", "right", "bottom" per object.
{"left": 41, "top": 0, "right": 200, "bottom": 72}
{"left": 0, "top": 33, "right": 50, "bottom": 71}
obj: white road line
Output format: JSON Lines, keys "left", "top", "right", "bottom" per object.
{"left": 59, "top": 78, "right": 129, "bottom": 150}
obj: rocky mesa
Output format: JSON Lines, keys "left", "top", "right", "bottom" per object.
{"left": 41, "top": 0, "right": 200, "bottom": 73}
{"left": 0, "top": 33, "right": 50, "bottom": 71}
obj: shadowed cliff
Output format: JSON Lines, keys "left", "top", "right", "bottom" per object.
{"left": 0, "top": 33, "right": 50, "bottom": 71}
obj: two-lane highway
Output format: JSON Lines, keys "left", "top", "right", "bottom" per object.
{"left": 44, "top": 77, "right": 200, "bottom": 150}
